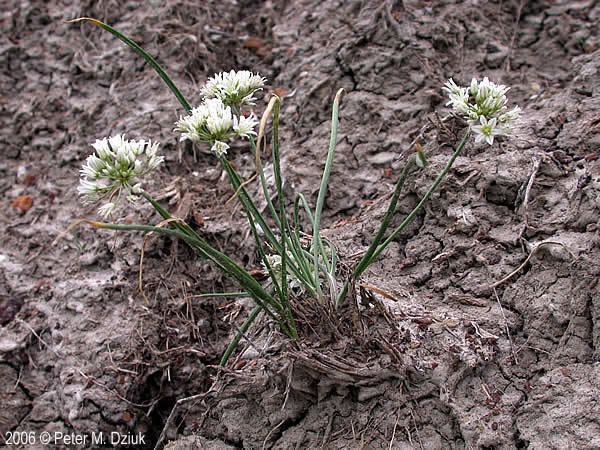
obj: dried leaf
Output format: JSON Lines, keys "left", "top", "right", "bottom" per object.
{"left": 121, "top": 411, "right": 133, "bottom": 423}
{"left": 273, "top": 87, "right": 286, "bottom": 98}
{"left": 248, "top": 268, "right": 267, "bottom": 280}
{"left": 243, "top": 36, "right": 270, "bottom": 56}
{"left": 193, "top": 212, "right": 205, "bottom": 227}
{"left": 11, "top": 195, "right": 33, "bottom": 214}
{"left": 23, "top": 173, "right": 37, "bottom": 186}
{"left": 415, "top": 141, "right": 428, "bottom": 168}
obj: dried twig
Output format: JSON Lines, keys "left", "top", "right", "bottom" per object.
{"left": 16, "top": 319, "right": 61, "bottom": 358}
{"left": 493, "top": 288, "right": 518, "bottom": 364}
{"left": 517, "top": 154, "right": 542, "bottom": 233}
{"left": 491, "top": 241, "right": 573, "bottom": 288}
{"left": 359, "top": 282, "right": 400, "bottom": 302}
{"left": 262, "top": 419, "right": 286, "bottom": 449}
{"left": 153, "top": 392, "right": 208, "bottom": 450}
{"left": 503, "top": 0, "right": 526, "bottom": 72}
{"left": 388, "top": 414, "right": 400, "bottom": 450}
{"left": 79, "top": 370, "right": 157, "bottom": 409}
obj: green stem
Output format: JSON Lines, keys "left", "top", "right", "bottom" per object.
{"left": 271, "top": 99, "right": 298, "bottom": 337}
{"left": 272, "top": 99, "right": 288, "bottom": 303}
{"left": 373, "top": 130, "right": 471, "bottom": 261}
{"left": 249, "top": 135, "right": 282, "bottom": 230}
{"left": 220, "top": 159, "right": 281, "bottom": 252}
{"left": 142, "top": 192, "right": 197, "bottom": 238}
{"left": 337, "top": 130, "right": 471, "bottom": 305}
{"left": 219, "top": 158, "right": 285, "bottom": 303}
{"left": 220, "top": 158, "right": 309, "bottom": 296}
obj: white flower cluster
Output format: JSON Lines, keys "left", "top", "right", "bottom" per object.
{"left": 201, "top": 70, "right": 266, "bottom": 107}
{"left": 175, "top": 70, "right": 265, "bottom": 157}
{"left": 174, "top": 98, "right": 258, "bottom": 157}
{"left": 78, "top": 135, "right": 163, "bottom": 218}
{"left": 444, "top": 77, "right": 521, "bottom": 145}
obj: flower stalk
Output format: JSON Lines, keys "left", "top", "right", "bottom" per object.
{"left": 336, "top": 130, "right": 471, "bottom": 305}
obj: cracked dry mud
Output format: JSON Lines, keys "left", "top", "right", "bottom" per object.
{"left": 1, "top": 0, "right": 599, "bottom": 449}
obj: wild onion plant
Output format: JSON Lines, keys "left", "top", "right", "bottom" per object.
{"left": 72, "top": 18, "right": 520, "bottom": 364}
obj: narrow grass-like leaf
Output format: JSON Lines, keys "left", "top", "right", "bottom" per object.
{"left": 312, "top": 88, "right": 344, "bottom": 298}
{"left": 252, "top": 98, "right": 282, "bottom": 228}
{"left": 221, "top": 158, "right": 308, "bottom": 294}
{"left": 271, "top": 98, "right": 287, "bottom": 301}
{"left": 70, "top": 17, "right": 192, "bottom": 113}
{"left": 246, "top": 202, "right": 286, "bottom": 312}
{"left": 220, "top": 158, "right": 301, "bottom": 336}
{"left": 271, "top": 97, "right": 298, "bottom": 336}
{"left": 220, "top": 304, "right": 263, "bottom": 366}
{"left": 291, "top": 192, "right": 320, "bottom": 291}
{"left": 143, "top": 192, "right": 198, "bottom": 238}
{"left": 191, "top": 292, "right": 250, "bottom": 299}
{"left": 294, "top": 193, "right": 316, "bottom": 224}
{"left": 335, "top": 155, "right": 416, "bottom": 305}
{"left": 249, "top": 134, "right": 281, "bottom": 230}
{"left": 221, "top": 158, "right": 281, "bottom": 251}
{"left": 337, "top": 131, "right": 470, "bottom": 305}
{"left": 351, "top": 158, "right": 415, "bottom": 277}
{"left": 84, "top": 220, "right": 293, "bottom": 332}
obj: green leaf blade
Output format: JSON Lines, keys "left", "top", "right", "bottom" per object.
{"left": 70, "top": 17, "right": 192, "bottom": 113}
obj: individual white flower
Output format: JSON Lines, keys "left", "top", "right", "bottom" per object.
{"left": 77, "top": 179, "right": 103, "bottom": 199}
{"left": 444, "top": 77, "right": 520, "bottom": 145}
{"left": 211, "top": 140, "right": 230, "bottom": 157}
{"left": 498, "top": 106, "right": 521, "bottom": 133}
{"left": 175, "top": 98, "right": 257, "bottom": 156}
{"left": 443, "top": 79, "right": 471, "bottom": 117}
{"left": 174, "top": 109, "right": 207, "bottom": 144}
{"left": 201, "top": 70, "right": 266, "bottom": 107}
{"left": 204, "top": 98, "right": 234, "bottom": 137}
{"left": 472, "top": 116, "right": 502, "bottom": 145}
{"left": 78, "top": 135, "right": 164, "bottom": 217}
{"left": 97, "top": 202, "right": 116, "bottom": 219}
{"left": 233, "top": 114, "right": 259, "bottom": 138}
{"left": 144, "top": 141, "right": 163, "bottom": 170}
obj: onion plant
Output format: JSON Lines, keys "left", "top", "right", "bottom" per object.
{"left": 71, "top": 18, "right": 520, "bottom": 364}
{"left": 72, "top": 18, "right": 340, "bottom": 364}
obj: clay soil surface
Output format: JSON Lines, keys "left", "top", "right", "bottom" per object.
{"left": 2, "top": 0, "right": 600, "bottom": 448}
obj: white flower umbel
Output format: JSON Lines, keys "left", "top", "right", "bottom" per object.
{"left": 201, "top": 70, "right": 266, "bottom": 107}
{"left": 175, "top": 98, "right": 258, "bottom": 156}
{"left": 443, "top": 77, "right": 520, "bottom": 145}
{"left": 78, "top": 135, "right": 164, "bottom": 218}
